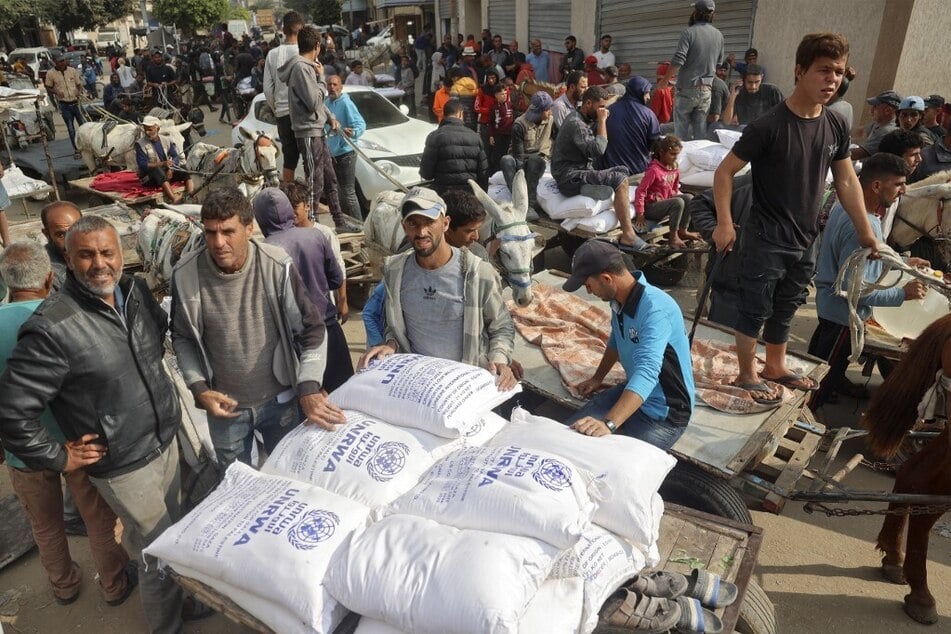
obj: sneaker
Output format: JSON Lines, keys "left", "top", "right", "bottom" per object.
{"left": 334, "top": 218, "right": 363, "bottom": 234}
{"left": 63, "top": 516, "right": 87, "bottom": 537}
{"left": 105, "top": 561, "right": 139, "bottom": 607}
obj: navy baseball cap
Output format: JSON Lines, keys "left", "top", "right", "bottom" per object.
{"left": 563, "top": 240, "right": 625, "bottom": 292}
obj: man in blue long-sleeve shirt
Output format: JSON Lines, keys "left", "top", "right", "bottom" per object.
{"left": 326, "top": 74, "right": 367, "bottom": 221}
{"left": 564, "top": 241, "right": 694, "bottom": 450}
{"left": 810, "top": 153, "right": 928, "bottom": 402}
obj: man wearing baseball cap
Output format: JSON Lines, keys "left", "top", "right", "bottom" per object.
{"left": 358, "top": 187, "right": 517, "bottom": 389}
{"left": 563, "top": 241, "right": 694, "bottom": 448}
{"left": 851, "top": 90, "right": 900, "bottom": 159}
{"left": 501, "top": 91, "right": 554, "bottom": 210}
{"left": 897, "top": 95, "right": 937, "bottom": 146}
{"left": 134, "top": 115, "right": 194, "bottom": 204}
{"left": 923, "top": 94, "right": 946, "bottom": 140}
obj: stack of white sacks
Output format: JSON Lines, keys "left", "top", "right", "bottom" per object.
{"left": 487, "top": 170, "right": 633, "bottom": 235}
{"left": 145, "top": 354, "right": 676, "bottom": 634}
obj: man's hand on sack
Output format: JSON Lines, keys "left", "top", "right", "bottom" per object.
{"left": 486, "top": 361, "right": 518, "bottom": 391}
{"left": 571, "top": 416, "right": 612, "bottom": 437}
{"left": 300, "top": 392, "right": 347, "bottom": 429}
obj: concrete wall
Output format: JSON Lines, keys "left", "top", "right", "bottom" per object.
{"left": 750, "top": 0, "right": 887, "bottom": 129}
{"left": 892, "top": 0, "right": 951, "bottom": 99}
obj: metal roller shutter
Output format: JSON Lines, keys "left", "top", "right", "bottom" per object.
{"left": 528, "top": 0, "right": 572, "bottom": 51}
{"left": 598, "top": 0, "right": 755, "bottom": 80}
{"left": 488, "top": 0, "right": 516, "bottom": 42}
{"left": 438, "top": 0, "right": 451, "bottom": 20}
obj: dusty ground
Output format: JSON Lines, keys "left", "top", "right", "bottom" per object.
{"left": 0, "top": 108, "right": 948, "bottom": 634}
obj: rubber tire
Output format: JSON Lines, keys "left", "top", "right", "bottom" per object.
{"left": 659, "top": 462, "right": 754, "bottom": 524}
{"left": 641, "top": 251, "right": 689, "bottom": 287}
{"left": 735, "top": 580, "right": 777, "bottom": 634}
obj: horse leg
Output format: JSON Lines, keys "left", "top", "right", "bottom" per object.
{"left": 902, "top": 512, "right": 943, "bottom": 624}
{"left": 876, "top": 504, "right": 909, "bottom": 584}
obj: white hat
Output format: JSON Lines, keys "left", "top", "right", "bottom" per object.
{"left": 141, "top": 115, "right": 162, "bottom": 127}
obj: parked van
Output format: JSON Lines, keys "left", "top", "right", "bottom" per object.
{"left": 8, "top": 47, "right": 52, "bottom": 79}
{"left": 228, "top": 20, "right": 250, "bottom": 37}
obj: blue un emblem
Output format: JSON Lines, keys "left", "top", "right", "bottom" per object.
{"left": 366, "top": 442, "right": 409, "bottom": 482}
{"left": 533, "top": 458, "right": 573, "bottom": 491}
{"left": 287, "top": 510, "right": 339, "bottom": 550}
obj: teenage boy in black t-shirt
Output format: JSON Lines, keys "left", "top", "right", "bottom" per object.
{"left": 711, "top": 32, "right": 879, "bottom": 404}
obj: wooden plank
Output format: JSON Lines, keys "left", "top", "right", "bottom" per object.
{"left": 707, "top": 531, "right": 743, "bottom": 581}
{"left": 654, "top": 514, "right": 687, "bottom": 568}
{"left": 664, "top": 519, "right": 709, "bottom": 576}
{"left": 771, "top": 428, "right": 822, "bottom": 496}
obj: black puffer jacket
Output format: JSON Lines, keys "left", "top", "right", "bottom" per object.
{"left": 0, "top": 273, "right": 180, "bottom": 477}
{"left": 419, "top": 117, "right": 488, "bottom": 194}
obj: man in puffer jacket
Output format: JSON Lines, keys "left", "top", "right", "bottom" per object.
{"left": 420, "top": 98, "right": 488, "bottom": 195}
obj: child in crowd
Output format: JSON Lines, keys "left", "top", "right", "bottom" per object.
{"left": 399, "top": 55, "right": 417, "bottom": 117}
{"left": 487, "top": 82, "right": 515, "bottom": 174}
{"left": 650, "top": 62, "right": 674, "bottom": 124}
{"left": 633, "top": 135, "right": 700, "bottom": 249}
{"left": 280, "top": 179, "right": 348, "bottom": 323}
{"left": 475, "top": 69, "right": 500, "bottom": 144}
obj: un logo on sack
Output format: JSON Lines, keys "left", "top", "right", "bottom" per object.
{"left": 463, "top": 419, "right": 485, "bottom": 438}
{"left": 533, "top": 458, "right": 573, "bottom": 491}
{"left": 367, "top": 441, "right": 409, "bottom": 482}
{"left": 287, "top": 510, "right": 339, "bottom": 550}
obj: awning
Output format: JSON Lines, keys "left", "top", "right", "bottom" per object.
{"left": 342, "top": 0, "right": 369, "bottom": 10}
{"left": 374, "top": 0, "right": 433, "bottom": 7}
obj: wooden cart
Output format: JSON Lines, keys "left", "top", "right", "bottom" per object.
{"left": 510, "top": 270, "right": 829, "bottom": 521}
{"left": 67, "top": 174, "right": 185, "bottom": 207}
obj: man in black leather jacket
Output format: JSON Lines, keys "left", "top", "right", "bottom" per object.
{"left": 0, "top": 215, "right": 188, "bottom": 634}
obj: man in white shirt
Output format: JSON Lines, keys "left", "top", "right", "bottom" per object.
{"left": 592, "top": 34, "right": 616, "bottom": 69}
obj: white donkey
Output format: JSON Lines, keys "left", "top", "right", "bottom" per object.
{"left": 185, "top": 129, "right": 280, "bottom": 201}
{"left": 891, "top": 169, "right": 951, "bottom": 268}
{"left": 76, "top": 119, "right": 192, "bottom": 174}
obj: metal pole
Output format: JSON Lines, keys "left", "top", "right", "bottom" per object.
{"left": 36, "top": 97, "right": 60, "bottom": 201}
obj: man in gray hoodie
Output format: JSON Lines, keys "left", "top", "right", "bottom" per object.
{"left": 277, "top": 25, "right": 362, "bottom": 234}
{"left": 263, "top": 10, "right": 304, "bottom": 183}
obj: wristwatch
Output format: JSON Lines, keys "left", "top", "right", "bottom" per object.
{"left": 602, "top": 418, "right": 618, "bottom": 434}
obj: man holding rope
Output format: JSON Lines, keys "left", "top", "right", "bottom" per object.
{"left": 711, "top": 32, "right": 878, "bottom": 405}
{"left": 810, "top": 153, "right": 928, "bottom": 404}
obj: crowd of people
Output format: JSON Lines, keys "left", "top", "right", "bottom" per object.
{"left": 2, "top": 1, "right": 951, "bottom": 631}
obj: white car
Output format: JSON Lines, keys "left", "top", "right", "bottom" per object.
{"left": 233, "top": 88, "right": 436, "bottom": 211}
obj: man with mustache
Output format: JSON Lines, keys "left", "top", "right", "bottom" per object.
{"left": 0, "top": 215, "right": 211, "bottom": 632}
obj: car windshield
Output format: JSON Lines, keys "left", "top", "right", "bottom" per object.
{"left": 349, "top": 91, "right": 407, "bottom": 129}
{"left": 9, "top": 53, "right": 35, "bottom": 64}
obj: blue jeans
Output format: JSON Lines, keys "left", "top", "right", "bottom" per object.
{"left": 565, "top": 384, "right": 686, "bottom": 450}
{"left": 59, "top": 101, "right": 86, "bottom": 149}
{"left": 207, "top": 398, "right": 301, "bottom": 470}
{"left": 674, "top": 86, "right": 711, "bottom": 142}
{"left": 332, "top": 150, "right": 362, "bottom": 221}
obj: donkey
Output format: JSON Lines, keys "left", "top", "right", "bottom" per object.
{"left": 890, "top": 169, "right": 951, "bottom": 270}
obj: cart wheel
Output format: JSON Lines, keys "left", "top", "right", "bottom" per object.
{"left": 659, "top": 462, "right": 753, "bottom": 524}
{"left": 641, "top": 252, "right": 689, "bottom": 287}
{"left": 735, "top": 580, "right": 777, "bottom": 634}
{"left": 560, "top": 233, "right": 587, "bottom": 259}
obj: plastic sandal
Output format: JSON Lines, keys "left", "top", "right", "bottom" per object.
{"left": 674, "top": 596, "right": 724, "bottom": 633}
{"left": 683, "top": 568, "right": 738, "bottom": 608}
{"left": 598, "top": 588, "right": 683, "bottom": 633}
{"left": 627, "top": 571, "right": 689, "bottom": 600}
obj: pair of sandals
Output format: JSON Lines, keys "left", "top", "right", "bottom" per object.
{"left": 734, "top": 371, "right": 819, "bottom": 406}
{"left": 598, "top": 568, "right": 739, "bottom": 634}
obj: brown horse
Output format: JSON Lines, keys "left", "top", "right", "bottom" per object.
{"left": 863, "top": 313, "right": 951, "bottom": 624}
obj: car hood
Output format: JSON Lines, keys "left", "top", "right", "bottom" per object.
{"left": 358, "top": 117, "right": 433, "bottom": 158}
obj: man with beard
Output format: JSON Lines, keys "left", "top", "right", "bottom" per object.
{"left": 0, "top": 215, "right": 212, "bottom": 632}
{"left": 358, "top": 187, "right": 517, "bottom": 390}
{"left": 809, "top": 153, "right": 928, "bottom": 405}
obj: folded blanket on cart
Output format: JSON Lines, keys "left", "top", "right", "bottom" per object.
{"left": 91, "top": 170, "right": 165, "bottom": 199}
{"left": 509, "top": 284, "right": 798, "bottom": 414}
